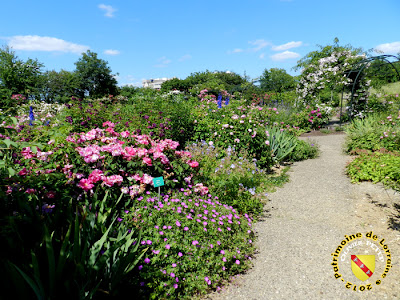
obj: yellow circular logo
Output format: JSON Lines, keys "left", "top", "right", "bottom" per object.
{"left": 331, "top": 231, "right": 392, "bottom": 291}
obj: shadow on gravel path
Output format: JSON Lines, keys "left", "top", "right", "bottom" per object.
{"left": 205, "top": 134, "right": 400, "bottom": 300}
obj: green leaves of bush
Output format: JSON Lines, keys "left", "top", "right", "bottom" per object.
{"left": 8, "top": 192, "right": 145, "bottom": 299}
{"left": 347, "top": 151, "right": 400, "bottom": 191}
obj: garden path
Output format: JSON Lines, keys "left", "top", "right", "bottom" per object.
{"left": 206, "top": 133, "right": 400, "bottom": 300}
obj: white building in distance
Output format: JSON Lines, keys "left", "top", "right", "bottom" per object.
{"left": 142, "top": 78, "right": 174, "bottom": 89}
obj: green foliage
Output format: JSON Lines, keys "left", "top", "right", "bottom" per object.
{"left": 74, "top": 50, "right": 118, "bottom": 99}
{"left": 185, "top": 70, "right": 247, "bottom": 95}
{"left": 3, "top": 191, "right": 144, "bottom": 299}
{"left": 190, "top": 98, "right": 318, "bottom": 168}
{"left": 39, "top": 70, "right": 80, "bottom": 103}
{"left": 267, "top": 126, "right": 297, "bottom": 164}
{"left": 294, "top": 37, "right": 364, "bottom": 72}
{"left": 291, "top": 104, "right": 332, "bottom": 131}
{"left": 259, "top": 68, "right": 296, "bottom": 93}
{"left": 365, "top": 59, "right": 400, "bottom": 88}
{"left": 289, "top": 139, "right": 319, "bottom": 161}
{"left": 295, "top": 38, "right": 367, "bottom": 107}
{"left": 161, "top": 78, "right": 190, "bottom": 93}
{"left": 0, "top": 46, "right": 44, "bottom": 107}
{"left": 123, "top": 189, "right": 256, "bottom": 299}
{"left": 187, "top": 141, "right": 265, "bottom": 214}
{"left": 0, "top": 84, "right": 327, "bottom": 299}
{"left": 345, "top": 110, "right": 400, "bottom": 153}
{"left": 347, "top": 151, "right": 400, "bottom": 191}
{"left": 118, "top": 94, "right": 196, "bottom": 147}
{"left": 345, "top": 100, "right": 400, "bottom": 192}
{"left": 191, "top": 100, "right": 275, "bottom": 168}
{"left": 61, "top": 97, "right": 115, "bottom": 132}
{"left": 371, "top": 81, "right": 400, "bottom": 95}
{"left": 318, "top": 89, "right": 341, "bottom": 106}
{"left": 119, "top": 85, "right": 140, "bottom": 99}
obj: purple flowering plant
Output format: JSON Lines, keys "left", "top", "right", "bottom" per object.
{"left": 124, "top": 188, "right": 256, "bottom": 299}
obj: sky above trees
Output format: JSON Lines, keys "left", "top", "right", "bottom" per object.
{"left": 1, "top": 0, "right": 399, "bottom": 86}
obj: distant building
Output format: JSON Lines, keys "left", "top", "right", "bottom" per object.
{"left": 142, "top": 78, "right": 174, "bottom": 89}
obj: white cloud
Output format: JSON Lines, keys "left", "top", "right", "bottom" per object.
{"left": 270, "top": 51, "right": 300, "bottom": 61}
{"left": 259, "top": 53, "right": 265, "bottom": 59}
{"left": 7, "top": 35, "right": 89, "bottom": 54}
{"left": 154, "top": 56, "right": 171, "bottom": 68}
{"left": 249, "top": 39, "right": 270, "bottom": 52}
{"left": 272, "top": 41, "right": 303, "bottom": 51}
{"left": 374, "top": 41, "right": 400, "bottom": 54}
{"left": 104, "top": 49, "right": 120, "bottom": 55}
{"left": 178, "top": 54, "right": 192, "bottom": 62}
{"left": 98, "top": 4, "right": 117, "bottom": 18}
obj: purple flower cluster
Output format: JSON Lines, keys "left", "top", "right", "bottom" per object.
{"left": 124, "top": 188, "right": 255, "bottom": 298}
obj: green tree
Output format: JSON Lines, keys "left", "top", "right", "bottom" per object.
{"left": 365, "top": 59, "right": 400, "bottom": 88}
{"left": 259, "top": 68, "right": 295, "bottom": 93}
{"left": 160, "top": 78, "right": 190, "bottom": 93}
{"left": 119, "top": 85, "right": 140, "bottom": 99}
{"left": 183, "top": 70, "right": 247, "bottom": 96}
{"left": 213, "top": 71, "right": 246, "bottom": 92}
{"left": 40, "top": 70, "right": 80, "bottom": 103}
{"left": 0, "top": 46, "right": 43, "bottom": 107}
{"left": 74, "top": 50, "right": 118, "bottom": 98}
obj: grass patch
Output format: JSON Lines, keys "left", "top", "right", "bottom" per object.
{"left": 370, "top": 81, "right": 400, "bottom": 95}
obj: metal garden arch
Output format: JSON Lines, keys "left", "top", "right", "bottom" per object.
{"left": 340, "top": 54, "right": 400, "bottom": 123}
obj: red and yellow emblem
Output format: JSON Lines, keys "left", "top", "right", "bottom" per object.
{"left": 351, "top": 255, "right": 375, "bottom": 281}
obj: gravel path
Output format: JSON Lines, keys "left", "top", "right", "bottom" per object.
{"left": 206, "top": 134, "right": 400, "bottom": 300}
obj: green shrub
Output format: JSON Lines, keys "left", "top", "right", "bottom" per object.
{"left": 291, "top": 104, "right": 332, "bottom": 131}
{"left": 186, "top": 141, "right": 265, "bottom": 214}
{"left": 123, "top": 189, "right": 256, "bottom": 299}
{"left": 191, "top": 99, "right": 304, "bottom": 169}
{"left": 267, "top": 126, "right": 298, "bottom": 164}
{"left": 289, "top": 139, "right": 319, "bottom": 161}
{"left": 347, "top": 151, "right": 400, "bottom": 191}
{"left": 117, "top": 94, "right": 196, "bottom": 147}
{"left": 6, "top": 197, "right": 144, "bottom": 299}
{"left": 345, "top": 112, "right": 400, "bottom": 153}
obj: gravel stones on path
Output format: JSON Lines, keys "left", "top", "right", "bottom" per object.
{"left": 206, "top": 134, "right": 400, "bottom": 300}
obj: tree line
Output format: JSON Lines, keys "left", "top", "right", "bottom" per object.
{"left": 1, "top": 39, "right": 399, "bottom": 109}
{"left": 0, "top": 47, "right": 118, "bottom": 108}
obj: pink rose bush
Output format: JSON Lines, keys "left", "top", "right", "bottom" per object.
{"left": 5, "top": 123, "right": 204, "bottom": 210}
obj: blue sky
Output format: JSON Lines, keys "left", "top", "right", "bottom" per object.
{"left": 1, "top": 0, "right": 399, "bottom": 87}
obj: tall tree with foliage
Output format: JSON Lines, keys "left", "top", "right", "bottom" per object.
{"left": 161, "top": 78, "right": 190, "bottom": 93}
{"left": 182, "top": 70, "right": 247, "bottom": 96}
{"left": 74, "top": 50, "right": 118, "bottom": 99}
{"left": 259, "top": 68, "right": 295, "bottom": 93}
{"left": 40, "top": 70, "right": 80, "bottom": 103}
{"left": 0, "top": 46, "right": 43, "bottom": 107}
{"left": 364, "top": 59, "right": 400, "bottom": 88}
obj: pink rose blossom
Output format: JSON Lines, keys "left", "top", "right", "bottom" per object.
{"left": 78, "top": 178, "right": 94, "bottom": 191}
